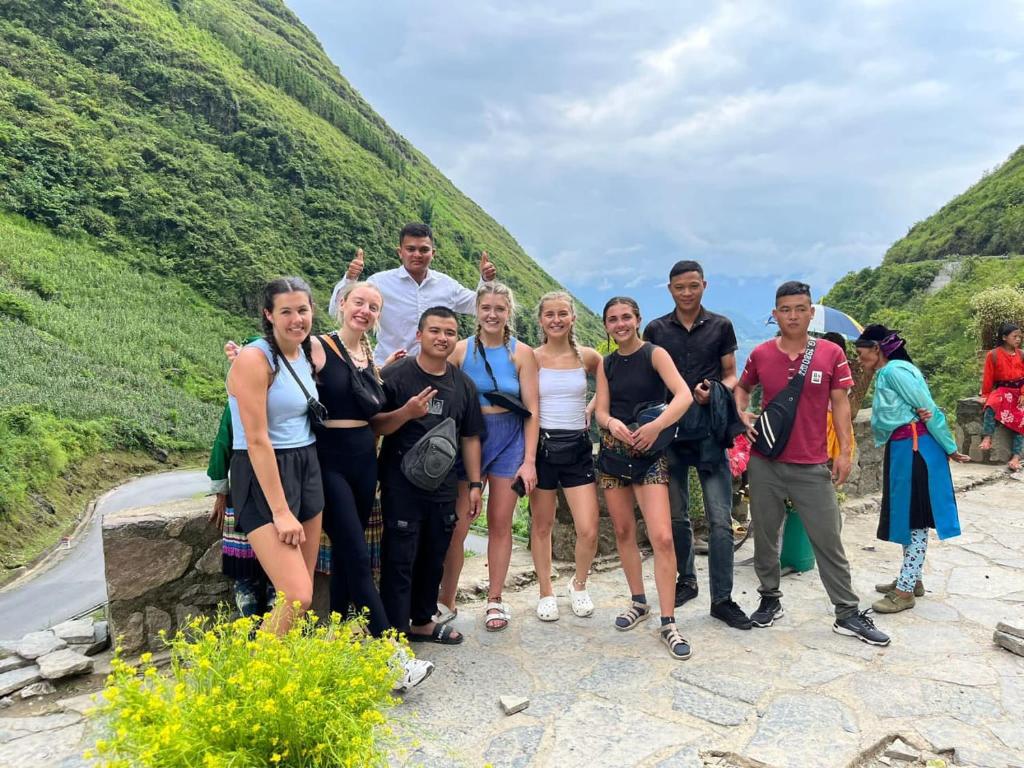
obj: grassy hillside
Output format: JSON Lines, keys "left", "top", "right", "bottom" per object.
{"left": 826, "top": 255, "right": 1024, "bottom": 412}
{"left": 886, "top": 147, "right": 1024, "bottom": 264}
{"left": 0, "top": 0, "right": 600, "bottom": 572}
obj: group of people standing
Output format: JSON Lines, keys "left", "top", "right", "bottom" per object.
{"left": 215, "top": 221, "right": 1001, "bottom": 689}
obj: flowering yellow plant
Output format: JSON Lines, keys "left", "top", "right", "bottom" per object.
{"left": 85, "top": 610, "right": 402, "bottom": 767}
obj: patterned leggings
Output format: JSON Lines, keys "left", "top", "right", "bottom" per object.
{"left": 982, "top": 407, "right": 1024, "bottom": 455}
{"left": 897, "top": 528, "right": 929, "bottom": 592}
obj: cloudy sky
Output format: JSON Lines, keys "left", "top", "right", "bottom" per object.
{"left": 290, "top": 0, "right": 1024, "bottom": 337}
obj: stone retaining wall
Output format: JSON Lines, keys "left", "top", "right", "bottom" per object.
{"left": 956, "top": 396, "right": 1016, "bottom": 463}
{"left": 103, "top": 498, "right": 232, "bottom": 654}
{"left": 549, "top": 409, "right": 884, "bottom": 560}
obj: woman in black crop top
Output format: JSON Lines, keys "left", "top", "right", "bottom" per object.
{"left": 311, "top": 282, "right": 432, "bottom": 690}
{"left": 594, "top": 296, "right": 695, "bottom": 661}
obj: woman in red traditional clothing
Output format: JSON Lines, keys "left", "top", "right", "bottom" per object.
{"left": 979, "top": 322, "right": 1024, "bottom": 471}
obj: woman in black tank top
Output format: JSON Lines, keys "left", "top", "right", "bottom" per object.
{"left": 594, "top": 297, "right": 695, "bottom": 660}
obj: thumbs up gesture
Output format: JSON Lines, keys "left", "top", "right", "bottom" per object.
{"left": 346, "top": 248, "right": 365, "bottom": 280}
{"left": 479, "top": 250, "right": 496, "bottom": 281}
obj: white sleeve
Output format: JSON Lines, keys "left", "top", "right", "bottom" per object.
{"left": 449, "top": 274, "right": 479, "bottom": 316}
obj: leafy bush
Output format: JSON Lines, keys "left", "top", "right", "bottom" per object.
{"left": 87, "top": 612, "right": 402, "bottom": 767}
{"left": 969, "top": 285, "right": 1024, "bottom": 349}
{"left": 0, "top": 289, "right": 34, "bottom": 322}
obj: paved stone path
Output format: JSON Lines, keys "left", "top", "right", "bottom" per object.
{"left": 2, "top": 468, "right": 1022, "bottom": 767}
{"left": 394, "top": 470, "right": 1024, "bottom": 768}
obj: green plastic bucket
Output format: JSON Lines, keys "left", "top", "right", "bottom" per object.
{"left": 780, "top": 507, "right": 816, "bottom": 572}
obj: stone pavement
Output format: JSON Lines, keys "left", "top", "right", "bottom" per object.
{"left": 394, "top": 470, "right": 1024, "bottom": 768}
{"left": 2, "top": 467, "right": 1022, "bottom": 767}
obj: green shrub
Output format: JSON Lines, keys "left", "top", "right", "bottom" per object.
{"left": 0, "top": 290, "right": 34, "bottom": 322}
{"left": 969, "top": 284, "right": 1024, "bottom": 349}
{"left": 86, "top": 611, "right": 402, "bottom": 767}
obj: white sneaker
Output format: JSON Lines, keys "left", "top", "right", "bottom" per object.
{"left": 390, "top": 649, "right": 435, "bottom": 693}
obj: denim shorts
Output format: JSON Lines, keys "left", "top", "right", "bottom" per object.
{"left": 457, "top": 411, "right": 525, "bottom": 479}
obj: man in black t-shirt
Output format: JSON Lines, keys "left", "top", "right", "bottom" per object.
{"left": 373, "top": 306, "right": 484, "bottom": 644}
{"left": 643, "top": 260, "right": 752, "bottom": 630}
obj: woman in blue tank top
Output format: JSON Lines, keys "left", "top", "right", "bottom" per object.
{"left": 227, "top": 277, "right": 324, "bottom": 636}
{"left": 437, "top": 282, "right": 540, "bottom": 632}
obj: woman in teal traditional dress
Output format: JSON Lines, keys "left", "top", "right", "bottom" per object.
{"left": 854, "top": 325, "right": 970, "bottom": 614}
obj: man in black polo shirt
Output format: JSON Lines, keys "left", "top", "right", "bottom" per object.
{"left": 643, "top": 260, "right": 752, "bottom": 629}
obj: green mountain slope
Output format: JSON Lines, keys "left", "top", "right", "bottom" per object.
{"left": 0, "top": 0, "right": 600, "bottom": 572}
{"left": 886, "top": 147, "right": 1024, "bottom": 264}
{"left": 826, "top": 145, "right": 1024, "bottom": 412}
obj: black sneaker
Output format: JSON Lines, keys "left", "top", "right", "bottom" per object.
{"left": 674, "top": 581, "right": 699, "bottom": 608}
{"left": 750, "top": 596, "right": 784, "bottom": 628}
{"left": 710, "top": 599, "right": 753, "bottom": 630}
{"left": 833, "top": 610, "right": 891, "bottom": 647}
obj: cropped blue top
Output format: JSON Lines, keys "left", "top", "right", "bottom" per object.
{"left": 228, "top": 338, "right": 316, "bottom": 450}
{"left": 462, "top": 336, "right": 520, "bottom": 407}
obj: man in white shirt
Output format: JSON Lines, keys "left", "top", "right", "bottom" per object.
{"left": 329, "top": 223, "right": 497, "bottom": 367}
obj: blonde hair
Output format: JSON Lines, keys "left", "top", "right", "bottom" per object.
{"left": 335, "top": 281, "right": 384, "bottom": 381}
{"left": 474, "top": 280, "right": 516, "bottom": 361}
{"left": 537, "top": 290, "right": 582, "bottom": 363}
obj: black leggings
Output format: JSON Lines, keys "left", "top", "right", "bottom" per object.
{"left": 317, "top": 426, "right": 390, "bottom": 636}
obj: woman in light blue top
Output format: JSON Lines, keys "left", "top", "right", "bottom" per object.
{"left": 854, "top": 324, "right": 969, "bottom": 614}
{"left": 227, "top": 277, "right": 324, "bottom": 635}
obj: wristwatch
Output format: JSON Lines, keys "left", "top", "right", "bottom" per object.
{"left": 468, "top": 481, "right": 483, "bottom": 490}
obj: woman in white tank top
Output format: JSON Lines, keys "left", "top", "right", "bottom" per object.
{"left": 529, "top": 292, "right": 603, "bottom": 621}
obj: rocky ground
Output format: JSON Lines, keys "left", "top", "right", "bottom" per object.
{"left": 1, "top": 465, "right": 1022, "bottom": 767}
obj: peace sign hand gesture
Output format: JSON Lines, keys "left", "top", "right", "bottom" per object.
{"left": 403, "top": 387, "right": 438, "bottom": 419}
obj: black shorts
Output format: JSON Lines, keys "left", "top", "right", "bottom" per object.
{"left": 230, "top": 444, "right": 324, "bottom": 534}
{"left": 535, "top": 430, "right": 596, "bottom": 491}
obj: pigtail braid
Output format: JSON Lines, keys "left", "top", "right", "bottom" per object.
{"left": 361, "top": 334, "right": 381, "bottom": 382}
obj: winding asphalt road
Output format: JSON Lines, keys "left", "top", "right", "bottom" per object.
{"left": 0, "top": 470, "right": 210, "bottom": 640}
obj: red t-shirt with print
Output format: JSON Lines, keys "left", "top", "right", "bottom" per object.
{"left": 740, "top": 338, "right": 854, "bottom": 464}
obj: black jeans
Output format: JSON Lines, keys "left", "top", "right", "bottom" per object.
{"left": 317, "top": 427, "right": 390, "bottom": 636}
{"left": 379, "top": 471, "right": 458, "bottom": 632}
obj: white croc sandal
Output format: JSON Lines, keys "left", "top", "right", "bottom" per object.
{"left": 536, "top": 595, "right": 560, "bottom": 622}
{"left": 566, "top": 579, "right": 594, "bottom": 618}
{"left": 485, "top": 601, "right": 511, "bottom": 632}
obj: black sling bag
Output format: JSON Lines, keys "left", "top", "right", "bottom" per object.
{"left": 751, "top": 339, "right": 816, "bottom": 459}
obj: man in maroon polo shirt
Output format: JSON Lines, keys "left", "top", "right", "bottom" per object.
{"left": 735, "top": 281, "right": 890, "bottom": 647}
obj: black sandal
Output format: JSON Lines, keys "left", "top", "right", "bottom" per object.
{"left": 407, "top": 622, "right": 464, "bottom": 645}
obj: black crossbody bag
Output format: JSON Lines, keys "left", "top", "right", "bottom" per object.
{"left": 752, "top": 339, "right": 816, "bottom": 459}
{"left": 477, "top": 343, "right": 532, "bottom": 418}
{"left": 278, "top": 353, "right": 329, "bottom": 429}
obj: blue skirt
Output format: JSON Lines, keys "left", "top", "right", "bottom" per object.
{"left": 878, "top": 432, "right": 960, "bottom": 545}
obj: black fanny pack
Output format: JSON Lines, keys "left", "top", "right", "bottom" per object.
{"left": 596, "top": 448, "right": 657, "bottom": 482}
{"left": 752, "top": 339, "right": 816, "bottom": 459}
{"left": 477, "top": 342, "right": 532, "bottom": 418}
{"left": 540, "top": 430, "right": 589, "bottom": 465}
{"left": 401, "top": 417, "right": 459, "bottom": 491}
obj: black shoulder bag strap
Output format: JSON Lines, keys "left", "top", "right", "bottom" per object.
{"left": 476, "top": 337, "right": 518, "bottom": 393}
{"left": 278, "top": 352, "right": 316, "bottom": 402}
{"left": 793, "top": 338, "right": 817, "bottom": 392}
{"left": 278, "top": 352, "right": 327, "bottom": 425}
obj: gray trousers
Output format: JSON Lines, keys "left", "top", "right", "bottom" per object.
{"left": 748, "top": 455, "right": 860, "bottom": 620}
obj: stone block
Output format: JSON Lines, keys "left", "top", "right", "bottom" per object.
{"left": 194, "top": 540, "right": 223, "bottom": 575}
{"left": 993, "top": 629, "right": 1024, "bottom": 657}
{"left": 0, "top": 656, "right": 31, "bottom": 674}
{"left": 885, "top": 738, "right": 920, "bottom": 761}
{"left": 0, "top": 665, "right": 41, "bottom": 697}
{"left": 995, "top": 620, "right": 1024, "bottom": 640}
{"left": 16, "top": 631, "right": 66, "bottom": 660}
{"left": 36, "top": 649, "right": 93, "bottom": 680}
{"left": 51, "top": 619, "right": 95, "bottom": 644}
{"left": 145, "top": 606, "right": 172, "bottom": 645}
{"left": 18, "top": 681, "right": 56, "bottom": 699}
{"left": 104, "top": 536, "right": 192, "bottom": 600}
{"left": 499, "top": 694, "right": 529, "bottom": 715}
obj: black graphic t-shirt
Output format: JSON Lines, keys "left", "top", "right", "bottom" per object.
{"left": 380, "top": 357, "right": 484, "bottom": 500}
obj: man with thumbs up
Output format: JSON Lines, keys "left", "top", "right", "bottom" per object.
{"left": 329, "top": 222, "right": 497, "bottom": 367}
